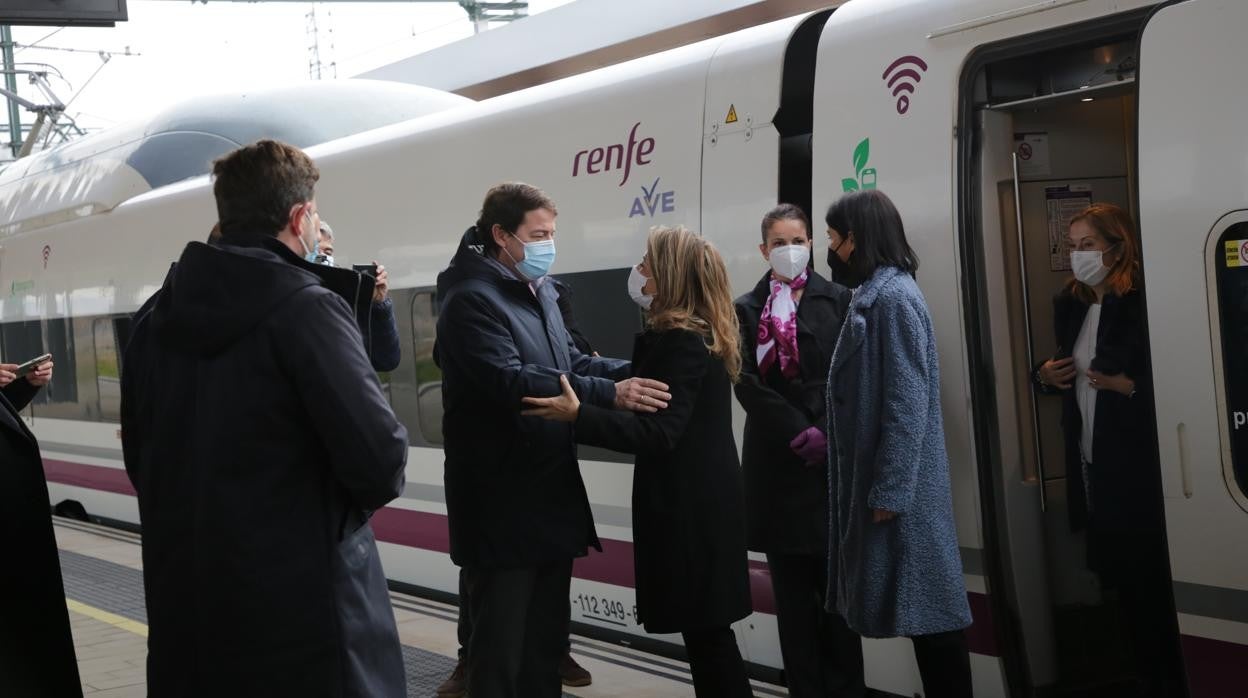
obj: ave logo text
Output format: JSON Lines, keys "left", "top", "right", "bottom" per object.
{"left": 629, "top": 178, "right": 675, "bottom": 218}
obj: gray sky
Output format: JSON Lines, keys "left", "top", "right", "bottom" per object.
{"left": 7, "top": 0, "right": 574, "bottom": 132}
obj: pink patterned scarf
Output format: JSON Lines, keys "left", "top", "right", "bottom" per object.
{"left": 757, "top": 271, "right": 807, "bottom": 379}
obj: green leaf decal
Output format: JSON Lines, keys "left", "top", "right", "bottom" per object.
{"left": 841, "top": 178, "right": 859, "bottom": 192}
{"left": 853, "top": 138, "right": 870, "bottom": 177}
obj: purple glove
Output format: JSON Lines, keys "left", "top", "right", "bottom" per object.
{"left": 789, "top": 426, "right": 827, "bottom": 466}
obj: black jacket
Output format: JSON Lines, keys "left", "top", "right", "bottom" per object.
{"left": 0, "top": 379, "right": 82, "bottom": 697}
{"left": 365, "top": 297, "right": 401, "bottom": 372}
{"left": 553, "top": 279, "right": 594, "bottom": 355}
{"left": 434, "top": 228, "right": 629, "bottom": 569}
{"left": 121, "top": 236, "right": 409, "bottom": 696}
{"left": 575, "top": 329, "right": 751, "bottom": 634}
{"left": 1036, "top": 288, "right": 1164, "bottom": 536}
{"left": 734, "top": 271, "right": 850, "bottom": 554}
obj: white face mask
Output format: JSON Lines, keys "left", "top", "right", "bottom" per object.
{"left": 627, "top": 265, "right": 653, "bottom": 310}
{"left": 1071, "top": 250, "right": 1110, "bottom": 287}
{"left": 768, "top": 244, "right": 810, "bottom": 281}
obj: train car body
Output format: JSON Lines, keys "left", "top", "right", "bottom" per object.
{"left": 1, "top": 1, "right": 1243, "bottom": 695}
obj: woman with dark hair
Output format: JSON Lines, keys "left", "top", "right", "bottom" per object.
{"left": 823, "top": 190, "right": 973, "bottom": 697}
{"left": 734, "top": 204, "right": 864, "bottom": 697}
{"left": 1034, "top": 203, "right": 1183, "bottom": 696}
{"left": 523, "top": 226, "right": 753, "bottom": 698}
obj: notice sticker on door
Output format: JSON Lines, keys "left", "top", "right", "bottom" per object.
{"left": 1225, "top": 240, "right": 1248, "bottom": 268}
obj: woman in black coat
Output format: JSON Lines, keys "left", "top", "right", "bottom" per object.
{"left": 524, "top": 226, "right": 753, "bottom": 698}
{"left": 733, "top": 204, "right": 863, "bottom": 697}
{"left": 1033, "top": 203, "right": 1184, "bottom": 696}
{"left": 0, "top": 359, "right": 82, "bottom": 697}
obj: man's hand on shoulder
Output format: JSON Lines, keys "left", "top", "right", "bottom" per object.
{"left": 613, "top": 378, "right": 671, "bottom": 413}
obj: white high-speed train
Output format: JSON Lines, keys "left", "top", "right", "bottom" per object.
{"left": 1, "top": 1, "right": 1243, "bottom": 695}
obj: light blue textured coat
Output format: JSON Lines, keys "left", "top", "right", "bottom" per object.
{"left": 825, "top": 266, "right": 972, "bottom": 638}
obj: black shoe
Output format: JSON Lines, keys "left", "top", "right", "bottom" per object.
{"left": 436, "top": 658, "right": 467, "bottom": 697}
{"left": 559, "top": 651, "right": 592, "bottom": 687}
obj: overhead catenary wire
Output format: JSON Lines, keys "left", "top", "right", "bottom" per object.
{"left": 62, "top": 56, "right": 111, "bottom": 110}
{"left": 14, "top": 28, "right": 64, "bottom": 55}
{"left": 12, "top": 44, "right": 141, "bottom": 58}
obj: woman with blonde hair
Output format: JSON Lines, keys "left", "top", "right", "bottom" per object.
{"left": 523, "top": 226, "right": 753, "bottom": 697}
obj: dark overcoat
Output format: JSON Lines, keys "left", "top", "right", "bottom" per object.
{"left": 575, "top": 328, "right": 751, "bottom": 634}
{"left": 734, "top": 270, "right": 850, "bottom": 554}
{"left": 1037, "top": 287, "right": 1167, "bottom": 578}
{"left": 0, "top": 378, "right": 82, "bottom": 697}
{"left": 434, "top": 228, "right": 629, "bottom": 570}
{"left": 122, "top": 236, "right": 409, "bottom": 696}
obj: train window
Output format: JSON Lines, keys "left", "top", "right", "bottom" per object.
{"left": 93, "top": 318, "right": 121, "bottom": 422}
{"left": 410, "top": 290, "right": 443, "bottom": 445}
{"left": 45, "top": 318, "right": 78, "bottom": 406}
{"left": 1213, "top": 221, "right": 1248, "bottom": 498}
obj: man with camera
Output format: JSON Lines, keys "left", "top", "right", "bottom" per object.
{"left": 317, "top": 221, "right": 401, "bottom": 373}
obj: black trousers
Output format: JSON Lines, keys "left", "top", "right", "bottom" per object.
{"left": 767, "top": 553, "right": 866, "bottom": 697}
{"left": 912, "top": 629, "right": 973, "bottom": 698}
{"left": 462, "top": 559, "right": 573, "bottom": 698}
{"left": 456, "top": 567, "right": 572, "bottom": 659}
{"left": 681, "top": 627, "right": 753, "bottom": 698}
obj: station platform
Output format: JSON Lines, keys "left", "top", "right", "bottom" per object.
{"left": 53, "top": 517, "right": 788, "bottom": 697}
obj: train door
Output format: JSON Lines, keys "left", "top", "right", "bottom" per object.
{"left": 1136, "top": 1, "right": 1248, "bottom": 695}
{"left": 958, "top": 8, "right": 1193, "bottom": 695}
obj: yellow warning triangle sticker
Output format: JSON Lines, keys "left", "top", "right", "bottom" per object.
{"left": 725, "top": 104, "right": 738, "bottom": 124}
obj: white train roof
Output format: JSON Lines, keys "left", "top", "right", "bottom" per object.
{"left": 359, "top": 0, "right": 837, "bottom": 99}
{"left": 0, "top": 80, "right": 472, "bottom": 238}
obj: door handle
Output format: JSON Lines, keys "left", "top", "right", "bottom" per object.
{"left": 1013, "top": 153, "right": 1046, "bottom": 512}
{"left": 1177, "top": 422, "right": 1193, "bottom": 499}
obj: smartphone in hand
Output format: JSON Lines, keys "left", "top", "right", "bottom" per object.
{"left": 352, "top": 263, "right": 378, "bottom": 278}
{"left": 13, "top": 353, "right": 52, "bottom": 378}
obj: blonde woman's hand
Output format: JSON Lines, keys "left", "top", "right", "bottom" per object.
{"left": 522, "top": 374, "right": 581, "bottom": 422}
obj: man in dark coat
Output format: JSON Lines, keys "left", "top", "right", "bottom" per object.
{"left": 121, "top": 140, "right": 409, "bottom": 696}
{"left": 0, "top": 360, "right": 83, "bottom": 697}
{"left": 437, "top": 276, "right": 597, "bottom": 698}
{"left": 434, "top": 182, "right": 667, "bottom": 698}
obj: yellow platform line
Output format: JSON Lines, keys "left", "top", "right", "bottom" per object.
{"left": 66, "top": 599, "right": 149, "bottom": 637}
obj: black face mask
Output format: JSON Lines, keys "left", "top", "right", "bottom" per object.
{"left": 827, "top": 242, "right": 860, "bottom": 288}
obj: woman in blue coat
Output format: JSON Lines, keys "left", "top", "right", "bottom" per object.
{"left": 823, "top": 190, "right": 973, "bottom": 697}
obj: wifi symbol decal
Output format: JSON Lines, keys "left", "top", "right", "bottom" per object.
{"left": 883, "top": 55, "right": 928, "bottom": 115}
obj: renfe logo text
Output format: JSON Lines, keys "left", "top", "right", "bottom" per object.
{"left": 572, "top": 122, "right": 655, "bottom": 187}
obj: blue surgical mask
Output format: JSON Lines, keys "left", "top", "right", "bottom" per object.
{"left": 298, "top": 209, "right": 320, "bottom": 262}
{"left": 507, "top": 233, "right": 556, "bottom": 280}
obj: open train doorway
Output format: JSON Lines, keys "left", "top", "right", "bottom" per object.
{"left": 957, "top": 9, "right": 1187, "bottom": 698}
